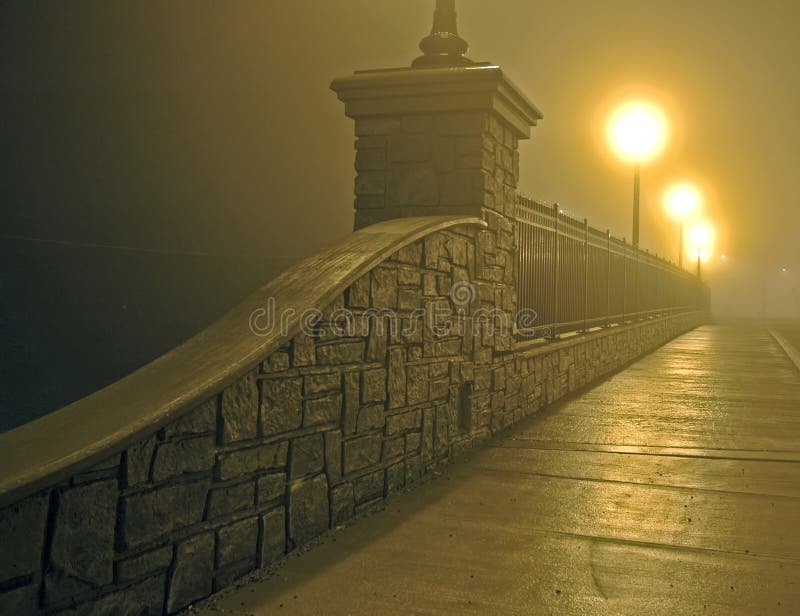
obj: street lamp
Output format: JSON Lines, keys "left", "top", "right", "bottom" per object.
{"left": 607, "top": 101, "right": 669, "bottom": 247}
{"left": 663, "top": 182, "right": 702, "bottom": 268}
{"left": 688, "top": 221, "right": 714, "bottom": 280}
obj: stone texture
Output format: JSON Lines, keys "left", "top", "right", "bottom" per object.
{"left": 0, "top": 492, "right": 49, "bottom": 582}
{"left": 122, "top": 480, "right": 209, "bottom": 549}
{"left": 343, "top": 434, "right": 383, "bottom": 474}
{"left": 116, "top": 545, "right": 174, "bottom": 583}
{"left": 354, "top": 470, "right": 384, "bottom": 504}
{"left": 357, "top": 404, "right": 385, "bottom": 432}
{"left": 207, "top": 482, "right": 255, "bottom": 519}
{"left": 260, "top": 507, "right": 286, "bottom": 566}
{"left": 288, "top": 474, "right": 330, "bottom": 546}
{"left": 257, "top": 473, "right": 286, "bottom": 505}
{"left": 50, "top": 480, "right": 117, "bottom": 586}
{"left": 388, "top": 348, "right": 407, "bottom": 409}
{"left": 0, "top": 583, "right": 39, "bottom": 615}
{"left": 217, "top": 517, "right": 258, "bottom": 568}
{"left": 304, "top": 372, "right": 340, "bottom": 396}
{"left": 261, "top": 378, "right": 303, "bottom": 436}
{"left": 289, "top": 434, "right": 325, "bottom": 479}
{"left": 165, "top": 397, "right": 217, "bottom": 437}
{"left": 361, "top": 368, "right": 387, "bottom": 403}
{"left": 167, "top": 532, "right": 214, "bottom": 613}
{"left": 61, "top": 574, "right": 166, "bottom": 616}
{"left": 217, "top": 442, "right": 287, "bottom": 481}
{"left": 152, "top": 436, "right": 214, "bottom": 482}
{"left": 324, "top": 430, "right": 343, "bottom": 485}
{"left": 125, "top": 434, "right": 157, "bottom": 487}
{"left": 304, "top": 393, "right": 342, "bottom": 427}
{"left": 317, "top": 340, "right": 365, "bottom": 365}
{"left": 343, "top": 371, "right": 360, "bottom": 435}
{"left": 220, "top": 372, "right": 259, "bottom": 443}
{"left": 330, "top": 483, "right": 355, "bottom": 526}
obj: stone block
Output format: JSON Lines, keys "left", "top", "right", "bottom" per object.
{"left": 324, "top": 430, "right": 343, "bottom": 485}
{"left": 207, "top": 482, "right": 255, "bottom": 519}
{"left": 383, "top": 437, "right": 404, "bottom": 461}
{"left": 353, "top": 470, "right": 384, "bottom": 504}
{"left": 304, "top": 393, "right": 343, "bottom": 427}
{"left": 407, "top": 365, "right": 430, "bottom": 406}
{"left": 388, "top": 134, "right": 430, "bottom": 162}
{"left": 436, "top": 112, "right": 487, "bottom": 136}
{"left": 405, "top": 432, "right": 422, "bottom": 453}
{"left": 262, "top": 352, "right": 290, "bottom": 373}
{"left": 361, "top": 368, "right": 387, "bottom": 404}
{"left": 356, "top": 117, "right": 402, "bottom": 136}
{"left": 61, "top": 574, "right": 165, "bottom": 616}
{"left": 356, "top": 404, "right": 385, "bottom": 432}
{"left": 50, "top": 480, "right": 117, "bottom": 586}
{"left": 405, "top": 454, "right": 423, "bottom": 485}
{"left": 346, "top": 274, "right": 370, "bottom": 309}
{"left": 0, "top": 583, "right": 39, "bottom": 615}
{"left": 220, "top": 371, "right": 259, "bottom": 443}
{"left": 165, "top": 397, "right": 217, "bottom": 437}
{"left": 342, "top": 371, "right": 360, "bottom": 435}
{"left": 0, "top": 492, "right": 49, "bottom": 582}
{"left": 217, "top": 442, "right": 287, "bottom": 481}
{"left": 343, "top": 434, "right": 382, "bottom": 474}
{"left": 152, "top": 436, "right": 214, "bottom": 482}
{"left": 388, "top": 348, "right": 407, "bottom": 409}
{"left": 398, "top": 287, "right": 423, "bottom": 311}
{"left": 355, "top": 171, "right": 386, "bottom": 195}
{"left": 167, "top": 532, "right": 214, "bottom": 613}
{"left": 125, "top": 434, "right": 157, "bottom": 487}
{"left": 259, "top": 507, "right": 286, "bottom": 566}
{"left": 116, "top": 545, "right": 174, "bottom": 583}
{"left": 355, "top": 148, "right": 386, "bottom": 171}
{"left": 371, "top": 266, "right": 398, "bottom": 309}
{"left": 402, "top": 115, "right": 433, "bottom": 133}
{"left": 257, "top": 473, "right": 286, "bottom": 505}
{"left": 261, "top": 378, "right": 303, "bottom": 436}
{"left": 304, "top": 372, "right": 340, "bottom": 397}
{"left": 385, "top": 409, "right": 421, "bottom": 436}
{"left": 366, "top": 322, "right": 388, "bottom": 362}
{"left": 288, "top": 475, "right": 330, "bottom": 546}
{"left": 387, "top": 166, "right": 438, "bottom": 207}
{"left": 386, "top": 463, "right": 405, "bottom": 494}
{"left": 398, "top": 268, "right": 422, "bottom": 286}
{"left": 330, "top": 483, "right": 355, "bottom": 526}
{"left": 122, "top": 480, "right": 209, "bottom": 549}
{"left": 317, "top": 340, "right": 365, "bottom": 365}
{"left": 216, "top": 517, "right": 258, "bottom": 568}
{"left": 289, "top": 434, "right": 325, "bottom": 479}
{"left": 292, "top": 332, "right": 316, "bottom": 368}
{"left": 441, "top": 170, "right": 479, "bottom": 206}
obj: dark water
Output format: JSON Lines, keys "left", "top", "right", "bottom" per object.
{"left": 0, "top": 240, "right": 295, "bottom": 433}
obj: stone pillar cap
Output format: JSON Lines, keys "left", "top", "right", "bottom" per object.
{"left": 331, "top": 64, "right": 542, "bottom": 139}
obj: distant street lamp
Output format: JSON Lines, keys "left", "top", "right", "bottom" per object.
{"left": 663, "top": 182, "right": 702, "bottom": 268}
{"left": 688, "top": 222, "right": 713, "bottom": 280}
{"left": 607, "top": 101, "right": 669, "bottom": 247}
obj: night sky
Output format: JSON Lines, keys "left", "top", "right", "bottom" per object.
{"left": 2, "top": 0, "right": 798, "bottom": 429}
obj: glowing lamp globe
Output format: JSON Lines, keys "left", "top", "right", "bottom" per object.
{"left": 607, "top": 101, "right": 669, "bottom": 164}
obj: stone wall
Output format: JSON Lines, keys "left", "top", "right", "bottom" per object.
{"left": 0, "top": 221, "right": 705, "bottom": 615}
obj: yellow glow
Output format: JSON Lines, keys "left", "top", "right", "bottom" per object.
{"left": 606, "top": 100, "right": 669, "bottom": 164}
{"left": 688, "top": 221, "right": 715, "bottom": 261}
{"left": 664, "top": 182, "right": 702, "bottom": 220}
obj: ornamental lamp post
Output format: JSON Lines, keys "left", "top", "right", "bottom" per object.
{"left": 663, "top": 182, "right": 702, "bottom": 269}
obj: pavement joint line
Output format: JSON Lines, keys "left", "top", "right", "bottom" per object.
{"left": 768, "top": 327, "right": 800, "bottom": 374}
{"left": 532, "top": 528, "right": 800, "bottom": 564}
{"left": 491, "top": 441, "right": 800, "bottom": 460}
{"left": 472, "top": 465, "right": 800, "bottom": 500}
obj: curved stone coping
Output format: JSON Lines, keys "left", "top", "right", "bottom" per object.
{"left": 0, "top": 216, "right": 486, "bottom": 507}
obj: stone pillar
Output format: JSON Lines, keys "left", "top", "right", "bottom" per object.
{"left": 331, "top": 65, "right": 542, "bottom": 232}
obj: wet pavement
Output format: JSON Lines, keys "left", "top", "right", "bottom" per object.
{"left": 197, "top": 324, "right": 800, "bottom": 615}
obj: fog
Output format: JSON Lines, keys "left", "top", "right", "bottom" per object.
{"left": 2, "top": 0, "right": 798, "bottom": 427}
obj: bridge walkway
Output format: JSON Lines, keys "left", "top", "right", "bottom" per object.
{"left": 198, "top": 324, "right": 800, "bottom": 615}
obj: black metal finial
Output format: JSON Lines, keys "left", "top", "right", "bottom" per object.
{"left": 412, "top": 0, "right": 473, "bottom": 68}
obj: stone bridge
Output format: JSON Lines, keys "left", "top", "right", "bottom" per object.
{"left": 0, "top": 3, "right": 744, "bottom": 615}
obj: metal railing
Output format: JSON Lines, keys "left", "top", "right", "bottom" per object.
{"left": 515, "top": 195, "right": 710, "bottom": 339}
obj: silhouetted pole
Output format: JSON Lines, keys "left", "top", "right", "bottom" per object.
{"left": 413, "top": 0, "right": 473, "bottom": 68}
{"left": 697, "top": 254, "right": 702, "bottom": 281}
{"left": 678, "top": 221, "right": 684, "bottom": 268}
{"left": 632, "top": 164, "right": 641, "bottom": 248}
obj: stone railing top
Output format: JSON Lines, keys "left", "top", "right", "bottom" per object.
{"left": 331, "top": 64, "right": 543, "bottom": 139}
{"left": 0, "top": 215, "right": 487, "bottom": 507}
